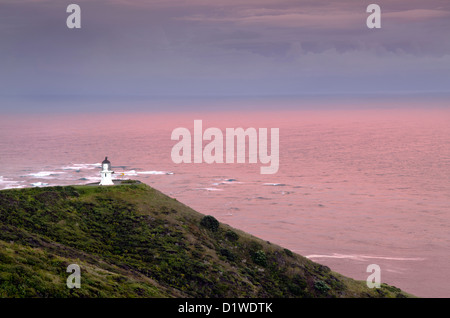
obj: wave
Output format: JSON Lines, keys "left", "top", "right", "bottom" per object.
{"left": 263, "top": 183, "right": 286, "bottom": 186}
{"left": 26, "top": 171, "right": 66, "bottom": 178}
{"left": 137, "top": 171, "right": 174, "bottom": 175}
{"left": 0, "top": 176, "right": 12, "bottom": 184}
{"left": 271, "top": 190, "right": 293, "bottom": 195}
{"left": 212, "top": 178, "right": 242, "bottom": 186}
{"left": 305, "top": 253, "right": 425, "bottom": 262}
{"left": 0, "top": 176, "right": 25, "bottom": 189}
{"left": 79, "top": 176, "right": 100, "bottom": 182}
{"left": 62, "top": 163, "right": 101, "bottom": 170}
{"left": 119, "top": 170, "right": 173, "bottom": 176}
{"left": 1, "top": 185, "right": 26, "bottom": 190}
{"left": 196, "top": 188, "right": 223, "bottom": 191}
{"left": 31, "top": 182, "right": 49, "bottom": 187}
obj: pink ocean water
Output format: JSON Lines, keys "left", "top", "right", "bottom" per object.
{"left": 1, "top": 107, "right": 449, "bottom": 297}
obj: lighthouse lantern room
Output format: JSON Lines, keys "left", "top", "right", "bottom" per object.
{"left": 100, "top": 156, "right": 114, "bottom": 185}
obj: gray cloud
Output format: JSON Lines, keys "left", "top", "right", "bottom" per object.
{"left": 0, "top": 0, "right": 449, "bottom": 112}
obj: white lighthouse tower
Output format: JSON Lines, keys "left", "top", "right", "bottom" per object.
{"left": 100, "top": 156, "right": 114, "bottom": 185}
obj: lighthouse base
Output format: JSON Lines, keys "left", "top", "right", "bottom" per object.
{"left": 100, "top": 171, "right": 114, "bottom": 186}
{"left": 100, "top": 180, "right": 114, "bottom": 186}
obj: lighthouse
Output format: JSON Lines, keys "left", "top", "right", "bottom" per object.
{"left": 100, "top": 156, "right": 114, "bottom": 185}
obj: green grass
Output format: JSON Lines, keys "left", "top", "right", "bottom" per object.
{"left": 0, "top": 183, "right": 414, "bottom": 298}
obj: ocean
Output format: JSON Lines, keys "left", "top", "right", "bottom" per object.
{"left": 1, "top": 107, "right": 449, "bottom": 297}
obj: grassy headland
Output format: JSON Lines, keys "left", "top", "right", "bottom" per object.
{"left": 0, "top": 182, "right": 413, "bottom": 298}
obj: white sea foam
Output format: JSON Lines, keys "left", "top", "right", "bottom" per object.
{"left": 263, "top": 183, "right": 286, "bottom": 186}
{"left": 137, "top": 171, "right": 174, "bottom": 175}
{"left": 1, "top": 185, "right": 26, "bottom": 190}
{"left": 121, "top": 170, "right": 138, "bottom": 176}
{"left": 216, "top": 178, "right": 242, "bottom": 185}
{"left": 305, "top": 253, "right": 425, "bottom": 262}
{"left": 27, "top": 171, "right": 66, "bottom": 178}
{"left": 120, "top": 170, "right": 173, "bottom": 176}
{"left": 0, "top": 176, "right": 10, "bottom": 184}
{"left": 31, "top": 182, "right": 49, "bottom": 187}
{"left": 62, "top": 166, "right": 82, "bottom": 171}
{"left": 223, "top": 178, "right": 238, "bottom": 182}
{"left": 0, "top": 176, "right": 24, "bottom": 189}
{"left": 62, "top": 163, "right": 101, "bottom": 170}
{"left": 197, "top": 188, "right": 223, "bottom": 191}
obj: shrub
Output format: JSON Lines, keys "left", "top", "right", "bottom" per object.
{"left": 283, "top": 248, "right": 293, "bottom": 257}
{"left": 381, "top": 283, "right": 402, "bottom": 293}
{"left": 318, "top": 264, "right": 331, "bottom": 273}
{"left": 62, "top": 186, "right": 80, "bottom": 197}
{"left": 225, "top": 230, "right": 239, "bottom": 242}
{"left": 219, "top": 248, "right": 235, "bottom": 262}
{"left": 252, "top": 250, "right": 267, "bottom": 267}
{"left": 200, "top": 216, "right": 219, "bottom": 232}
{"left": 287, "top": 275, "right": 308, "bottom": 296}
{"left": 314, "top": 280, "right": 331, "bottom": 294}
{"left": 160, "top": 206, "right": 170, "bottom": 215}
{"left": 121, "top": 180, "right": 138, "bottom": 184}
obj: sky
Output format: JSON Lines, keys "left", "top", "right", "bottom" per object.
{"left": 0, "top": 0, "right": 449, "bottom": 112}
